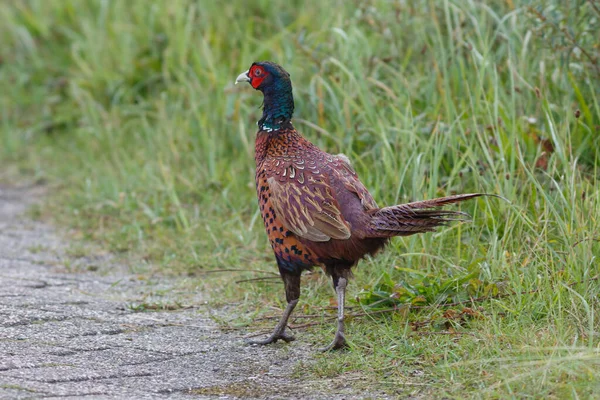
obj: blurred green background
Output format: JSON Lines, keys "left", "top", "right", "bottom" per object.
{"left": 1, "top": 0, "right": 599, "bottom": 397}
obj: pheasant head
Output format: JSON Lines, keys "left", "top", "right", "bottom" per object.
{"left": 236, "top": 61, "right": 294, "bottom": 132}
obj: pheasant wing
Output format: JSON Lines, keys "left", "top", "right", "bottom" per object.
{"left": 331, "top": 154, "right": 378, "bottom": 211}
{"left": 267, "top": 176, "right": 351, "bottom": 242}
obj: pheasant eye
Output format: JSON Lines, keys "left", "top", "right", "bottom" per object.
{"left": 254, "top": 68, "right": 262, "bottom": 76}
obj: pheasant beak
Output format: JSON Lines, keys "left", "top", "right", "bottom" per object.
{"left": 235, "top": 70, "right": 250, "bottom": 85}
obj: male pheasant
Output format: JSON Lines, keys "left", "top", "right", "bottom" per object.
{"left": 236, "top": 61, "right": 486, "bottom": 351}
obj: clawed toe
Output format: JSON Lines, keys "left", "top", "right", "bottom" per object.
{"left": 247, "top": 331, "right": 296, "bottom": 346}
{"left": 319, "top": 332, "right": 349, "bottom": 352}
{"left": 278, "top": 331, "right": 296, "bottom": 342}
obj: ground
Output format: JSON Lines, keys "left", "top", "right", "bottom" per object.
{"left": 0, "top": 184, "right": 391, "bottom": 399}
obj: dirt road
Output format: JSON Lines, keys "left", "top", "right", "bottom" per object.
{"left": 0, "top": 184, "right": 388, "bottom": 399}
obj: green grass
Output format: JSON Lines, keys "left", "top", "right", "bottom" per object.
{"left": 1, "top": 0, "right": 599, "bottom": 397}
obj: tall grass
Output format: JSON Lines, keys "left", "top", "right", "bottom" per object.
{"left": 1, "top": 0, "right": 599, "bottom": 397}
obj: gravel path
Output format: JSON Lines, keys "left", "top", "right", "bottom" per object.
{"left": 0, "top": 184, "right": 386, "bottom": 399}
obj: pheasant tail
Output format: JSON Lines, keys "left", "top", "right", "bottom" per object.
{"left": 368, "top": 193, "right": 486, "bottom": 238}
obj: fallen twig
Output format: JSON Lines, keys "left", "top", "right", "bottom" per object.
{"left": 197, "top": 268, "right": 279, "bottom": 276}
{"left": 410, "top": 331, "right": 476, "bottom": 337}
{"left": 573, "top": 236, "right": 600, "bottom": 247}
{"left": 289, "top": 318, "right": 336, "bottom": 330}
{"left": 235, "top": 276, "right": 281, "bottom": 284}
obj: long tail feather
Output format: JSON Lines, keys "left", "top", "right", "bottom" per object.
{"left": 368, "top": 193, "right": 497, "bottom": 238}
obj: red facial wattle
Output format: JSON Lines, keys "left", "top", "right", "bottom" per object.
{"left": 249, "top": 65, "right": 268, "bottom": 89}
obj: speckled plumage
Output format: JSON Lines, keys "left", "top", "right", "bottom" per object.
{"left": 237, "top": 61, "right": 487, "bottom": 350}
{"left": 255, "top": 125, "right": 386, "bottom": 276}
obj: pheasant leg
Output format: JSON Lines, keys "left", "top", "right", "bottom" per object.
{"left": 248, "top": 272, "right": 300, "bottom": 345}
{"left": 320, "top": 277, "right": 349, "bottom": 351}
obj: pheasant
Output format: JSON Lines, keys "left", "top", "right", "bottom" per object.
{"left": 236, "top": 61, "right": 487, "bottom": 351}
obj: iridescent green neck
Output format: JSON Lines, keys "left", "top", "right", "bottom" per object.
{"left": 258, "top": 80, "right": 294, "bottom": 132}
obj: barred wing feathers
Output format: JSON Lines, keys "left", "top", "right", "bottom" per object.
{"left": 267, "top": 176, "right": 351, "bottom": 242}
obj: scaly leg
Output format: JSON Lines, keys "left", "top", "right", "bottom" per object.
{"left": 320, "top": 276, "right": 349, "bottom": 351}
{"left": 247, "top": 298, "right": 298, "bottom": 345}
{"left": 247, "top": 272, "right": 300, "bottom": 345}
